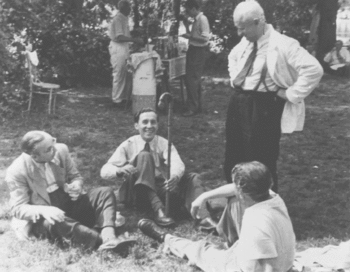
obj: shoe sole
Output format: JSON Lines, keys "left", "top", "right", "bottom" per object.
{"left": 155, "top": 220, "right": 175, "bottom": 227}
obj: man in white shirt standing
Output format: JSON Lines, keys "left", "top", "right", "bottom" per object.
{"left": 224, "top": 1, "right": 323, "bottom": 192}
{"left": 101, "top": 108, "right": 214, "bottom": 228}
{"left": 108, "top": 0, "right": 143, "bottom": 107}
{"left": 181, "top": 0, "right": 210, "bottom": 117}
{"left": 138, "top": 161, "right": 296, "bottom": 272}
{"left": 323, "top": 40, "right": 350, "bottom": 76}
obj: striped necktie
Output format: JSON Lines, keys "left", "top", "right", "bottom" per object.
{"left": 232, "top": 42, "right": 258, "bottom": 87}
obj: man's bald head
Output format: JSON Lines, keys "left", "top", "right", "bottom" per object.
{"left": 233, "top": 1, "right": 266, "bottom": 42}
{"left": 233, "top": 1, "right": 265, "bottom": 23}
{"left": 21, "top": 131, "right": 52, "bottom": 155}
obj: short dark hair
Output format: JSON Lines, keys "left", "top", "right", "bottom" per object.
{"left": 231, "top": 161, "right": 272, "bottom": 202}
{"left": 184, "top": 0, "right": 200, "bottom": 10}
{"left": 118, "top": 0, "right": 130, "bottom": 10}
{"left": 134, "top": 108, "right": 158, "bottom": 123}
{"left": 21, "top": 131, "right": 45, "bottom": 155}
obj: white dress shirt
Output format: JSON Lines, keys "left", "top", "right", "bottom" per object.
{"left": 101, "top": 135, "right": 185, "bottom": 181}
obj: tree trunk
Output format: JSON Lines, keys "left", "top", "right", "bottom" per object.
{"left": 316, "top": 0, "right": 338, "bottom": 60}
{"left": 170, "top": 0, "right": 181, "bottom": 36}
{"left": 133, "top": 0, "right": 140, "bottom": 28}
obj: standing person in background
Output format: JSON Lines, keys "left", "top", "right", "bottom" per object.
{"left": 108, "top": 0, "right": 143, "bottom": 107}
{"left": 181, "top": 0, "right": 210, "bottom": 117}
{"left": 323, "top": 40, "right": 350, "bottom": 76}
{"left": 224, "top": 1, "right": 323, "bottom": 192}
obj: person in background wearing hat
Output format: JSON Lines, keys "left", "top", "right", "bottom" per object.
{"left": 139, "top": 161, "right": 296, "bottom": 272}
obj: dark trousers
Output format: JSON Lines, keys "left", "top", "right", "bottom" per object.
{"left": 32, "top": 187, "right": 116, "bottom": 249}
{"left": 185, "top": 45, "right": 207, "bottom": 113}
{"left": 118, "top": 151, "right": 208, "bottom": 219}
{"left": 224, "top": 88, "right": 285, "bottom": 192}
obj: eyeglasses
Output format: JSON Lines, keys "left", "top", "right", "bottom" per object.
{"left": 44, "top": 137, "right": 56, "bottom": 154}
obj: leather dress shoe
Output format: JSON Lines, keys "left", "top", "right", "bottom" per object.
{"left": 98, "top": 234, "right": 137, "bottom": 254}
{"left": 138, "top": 218, "right": 166, "bottom": 243}
{"left": 154, "top": 208, "right": 175, "bottom": 227}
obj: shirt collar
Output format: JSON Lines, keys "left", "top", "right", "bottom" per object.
{"left": 257, "top": 24, "right": 272, "bottom": 49}
{"left": 117, "top": 10, "right": 128, "bottom": 19}
{"left": 195, "top": 12, "right": 203, "bottom": 21}
{"left": 138, "top": 135, "right": 157, "bottom": 151}
{"left": 30, "top": 153, "right": 60, "bottom": 168}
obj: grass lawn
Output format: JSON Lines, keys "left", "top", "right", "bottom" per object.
{"left": 0, "top": 73, "right": 349, "bottom": 271}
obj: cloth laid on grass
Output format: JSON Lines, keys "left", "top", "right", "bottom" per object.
{"left": 293, "top": 240, "right": 350, "bottom": 272}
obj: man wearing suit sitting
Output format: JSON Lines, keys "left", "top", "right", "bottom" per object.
{"left": 6, "top": 131, "right": 136, "bottom": 252}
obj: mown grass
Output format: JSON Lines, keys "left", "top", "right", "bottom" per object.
{"left": 0, "top": 74, "right": 349, "bottom": 271}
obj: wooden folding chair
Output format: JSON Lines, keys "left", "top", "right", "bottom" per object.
{"left": 26, "top": 51, "right": 67, "bottom": 114}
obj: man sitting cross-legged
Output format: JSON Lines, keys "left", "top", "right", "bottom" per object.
{"left": 100, "top": 108, "right": 215, "bottom": 228}
{"left": 6, "top": 131, "right": 136, "bottom": 253}
{"left": 139, "top": 161, "right": 296, "bottom": 272}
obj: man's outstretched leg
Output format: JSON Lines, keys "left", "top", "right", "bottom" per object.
{"left": 138, "top": 219, "right": 237, "bottom": 272}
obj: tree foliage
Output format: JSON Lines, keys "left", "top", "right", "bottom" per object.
{"left": 0, "top": 0, "right": 336, "bottom": 114}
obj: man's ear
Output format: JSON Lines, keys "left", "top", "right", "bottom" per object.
{"left": 134, "top": 123, "right": 139, "bottom": 130}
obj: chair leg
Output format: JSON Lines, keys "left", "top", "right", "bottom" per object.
{"left": 180, "top": 76, "right": 185, "bottom": 105}
{"left": 48, "top": 89, "right": 53, "bottom": 114}
{"left": 53, "top": 92, "right": 57, "bottom": 114}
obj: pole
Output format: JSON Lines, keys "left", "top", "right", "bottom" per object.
{"left": 158, "top": 92, "right": 173, "bottom": 216}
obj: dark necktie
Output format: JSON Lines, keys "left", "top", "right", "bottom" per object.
{"left": 144, "top": 142, "right": 151, "bottom": 152}
{"left": 232, "top": 42, "right": 258, "bottom": 87}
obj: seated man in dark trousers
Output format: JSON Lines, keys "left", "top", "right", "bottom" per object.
{"left": 100, "top": 108, "right": 214, "bottom": 228}
{"left": 139, "top": 161, "right": 296, "bottom": 272}
{"left": 6, "top": 131, "right": 135, "bottom": 252}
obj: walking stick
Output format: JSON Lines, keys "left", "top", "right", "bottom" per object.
{"left": 158, "top": 92, "right": 173, "bottom": 217}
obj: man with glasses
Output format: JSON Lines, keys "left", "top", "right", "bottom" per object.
{"left": 138, "top": 161, "right": 296, "bottom": 272}
{"left": 6, "top": 131, "right": 136, "bottom": 253}
{"left": 224, "top": 1, "right": 323, "bottom": 192}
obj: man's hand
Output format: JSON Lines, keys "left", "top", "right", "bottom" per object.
{"left": 37, "top": 206, "right": 65, "bottom": 225}
{"left": 117, "top": 165, "right": 138, "bottom": 179}
{"left": 181, "top": 33, "right": 191, "bottom": 40}
{"left": 165, "top": 176, "right": 180, "bottom": 192}
{"left": 64, "top": 180, "right": 83, "bottom": 201}
{"left": 276, "top": 88, "right": 288, "bottom": 101}
{"left": 190, "top": 194, "right": 206, "bottom": 219}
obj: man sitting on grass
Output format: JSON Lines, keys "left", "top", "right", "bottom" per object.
{"left": 139, "top": 161, "right": 296, "bottom": 272}
{"left": 101, "top": 108, "right": 215, "bottom": 229}
{"left": 323, "top": 40, "right": 350, "bottom": 76}
{"left": 6, "top": 131, "right": 136, "bottom": 253}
